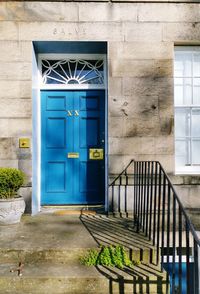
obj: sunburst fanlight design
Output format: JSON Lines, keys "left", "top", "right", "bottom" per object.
{"left": 41, "top": 59, "right": 104, "bottom": 85}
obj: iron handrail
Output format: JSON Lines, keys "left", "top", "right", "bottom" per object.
{"left": 109, "top": 159, "right": 200, "bottom": 294}
{"left": 158, "top": 161, "right": 200, "bottom": 246}
{"left": 109, "top": 159, "right": 134, "bottom": 187}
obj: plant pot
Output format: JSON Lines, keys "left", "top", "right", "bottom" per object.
{"left": 0, "top": 197, "right": 25, "bottom": 225}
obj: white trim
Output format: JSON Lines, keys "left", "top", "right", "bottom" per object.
{"left": 32, "top": 52, "right": 108, "bottom": 214}
{"left": 32, "top": 45, "right": 41, "bottom": 215}
{"left": 174, "top": 46, "right": 200, "bottom": 174}
{"left": 38, "top": 54, "right": 107, "bottom": 90}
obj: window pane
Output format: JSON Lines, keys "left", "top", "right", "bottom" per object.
{"left": 192, "top": 109, "right": 200, "bottom": 137}
{"left": 174, "top": 78, "right": 192, "bottom": 105}
{"left": 174, "top": 53, "right": 192, "bottom": 77}
{"left": 175, "top": 139, "right": 190, "bottom": 167}
{"left": 193, "top": 54, "right": 200, "bottom": 77}
{"left": 192, "top": 140, "right": 200, "bottom": 164}
{"left": 193, "top": 78, "right": 200, "bottom": 104}
{"left": 175, "top": 108, "right": 190, "bottom": 137}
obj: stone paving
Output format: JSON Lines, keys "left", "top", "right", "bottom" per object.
{"left": 0, "top": 212, "right": 168, "bottom": 293}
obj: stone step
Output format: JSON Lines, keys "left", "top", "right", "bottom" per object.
{"left": 185, "top": 208, "right": 200, "bottom": 231}
{"left": 0, "top": 262, "right": 168, "bottom": 294}
{"left": 0, "top": 246, "right": 157, "bottom": 265}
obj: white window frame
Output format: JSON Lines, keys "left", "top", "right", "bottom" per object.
{"left": 174, "top": 46, "right": 200, "bottom": 175}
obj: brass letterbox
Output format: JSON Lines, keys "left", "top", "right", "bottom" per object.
{"left": 19, "top": 138, "right": 30, "bottom": 148}
{"left": 68, "top": 152, "right": 79, "bottom": 158}
{"left": 89, "top": 149, "right": 104, "bottom": 160}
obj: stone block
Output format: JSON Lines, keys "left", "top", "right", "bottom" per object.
{"left": 121, "top": 95, "right": 159, "bottom": 118}
{"left": 0, "top": 41, "right": 32, "bottom": 62}
{"left": 174, "top": 185, "right": 200, "bottom": 209}
{"left": 0, "top": 119, "right": 32, "bottom": 137}
{"left": 0, "top": 81, "right": 31, "bottom": 99}
{"left": 109, "top": 135, "right": 173, "bottom": 157}
{"left": 123, "top": 116, "right": 161, "bottom": 137}
{"left": 18, "top": 159, "right": 32, "bottom": 184}
{"left": 78, "top": 3, "right": 137, "bottom": 22}
{"left": 108, "top": 77, "right": 122, "bottom": 97}
{"left": 0, "top": 138, "right": 18, "bottom": 160}
{"left": 135, "top": 154, "right": 174, "bottom": 174}
{"left": 0, "top": 159, "right": 18, "bottom": 169}
{"left": 111, "top": 59, "right": 173, "bottom": 78}
{"left": 154, "top": 136, "right": 174, "bottom": 155}
{"left": 163, "top": 23, "right": 200, "bottom": 42}
{"left": 19, "top": 21, "right": 123, "bottom": 41}
{"left": 19, "top": 186, "right": 32, "bottom": 214}
{"left": 138, "top": 3, "right": 200, "bottom": 23}
{"left": 109, "top": 137, "right": 156, "bottom": 155}
{"left": 124, "top": 23, "right": 163, "bottom": 42}
{"left": 109, "top": 155, "right": 134, "bottom": 174}
{"left": 108, "top": 117, "right": 124, "bottom": 137}
{"left": 109, "top": 41, "right": 173, "bottom": 60}
{"left": 24, "top": 2, "right": 79, "bottom": 22}
{"left": 0, "top": 21, "right": 18, "bottom": 40}
{"left": 0, "top": 99, "right": 31, "bottom": 118}
{"left": 0, "top": 2, "right": 79, "bottom": 22}
{"left": 0, "top": 62, "right": 31, "bottom": 81}
{"left": 108, "top": 96, "right": 127, "bottom": 117}
{"left": 122, "top": 77, "right": 173, "bottom": 98}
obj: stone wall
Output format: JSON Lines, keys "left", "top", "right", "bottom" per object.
{"left": 0, "top": 1, "right": 200, "bottom": 211}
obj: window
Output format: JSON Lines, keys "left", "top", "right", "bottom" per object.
{"left": 174, "top": 47, "right": 200, "bottom": 174}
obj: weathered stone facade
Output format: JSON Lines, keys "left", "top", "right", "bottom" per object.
{"left": 0, "top": 1, "right": 200, "bottom": 212}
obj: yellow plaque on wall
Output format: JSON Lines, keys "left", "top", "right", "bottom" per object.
{"left": 19, "top": 138, "right": 30, "bottom": 148}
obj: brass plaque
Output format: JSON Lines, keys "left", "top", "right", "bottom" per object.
{"left": 19, "top": 138, "right": 30, "bottom": 148}
{"left": 68, "top": 152, "right": 79, "bottom": 158}
{"left": 89, "top": 149, "right": 104, "bottom": 160}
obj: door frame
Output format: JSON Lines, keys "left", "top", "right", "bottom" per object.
{"left": 32, "top": 53, "right": 108, "bottom": 214}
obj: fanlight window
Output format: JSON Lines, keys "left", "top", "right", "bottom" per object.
{"left": 41, "top": 59, "right": 104, "bottom": 85}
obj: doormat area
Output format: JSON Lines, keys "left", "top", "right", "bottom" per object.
{"left": 53, "top": 210, "right": 96, "bottom": 216}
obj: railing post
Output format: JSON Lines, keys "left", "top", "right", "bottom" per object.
{"left": 153, "top": 162, "right": 158, "bottom": 246}
{"left": 194, "top": 240, "right": 200, "bottom": 294}
{"left": 156, "top": 165, "right": 162, "bottom": 265}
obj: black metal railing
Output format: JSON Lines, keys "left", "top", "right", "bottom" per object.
{"left": 109, "top": 160, "right": 200, "bottom": 294}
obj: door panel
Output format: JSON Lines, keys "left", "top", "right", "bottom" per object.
{"left": 46, "top": 162, "right": 66, "bottom": 192}
{"left": 41, "top": 90, "right": 105, "bottom": 205}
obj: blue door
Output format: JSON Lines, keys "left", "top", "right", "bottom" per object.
{"left": 41, "top": 90, "right": 105, "bottom": 205}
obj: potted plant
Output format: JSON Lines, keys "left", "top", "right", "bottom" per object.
{"left": 0, "top": 168, "right": 26, "bottom": 225}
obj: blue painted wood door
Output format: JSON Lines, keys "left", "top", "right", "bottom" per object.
{"left": 41, "top": 90, "right": 105, "bottom": 205}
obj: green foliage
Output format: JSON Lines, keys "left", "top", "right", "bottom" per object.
{"left": 0, "top": 168, "right": 25, "bottom": 199}
{"left": 80, "top": 249, "right": 99, "bottom": 266}
{"left": 80, "top": 244, "right": 139, "bottom": 269}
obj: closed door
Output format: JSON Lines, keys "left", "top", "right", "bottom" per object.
{"left": 41, "top": 90, "right": 105, "bottom": 205}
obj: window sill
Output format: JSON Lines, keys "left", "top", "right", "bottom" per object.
{"left": 175, "top": 166, "right": 200, "bottom": 175}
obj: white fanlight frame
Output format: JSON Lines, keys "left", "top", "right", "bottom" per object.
{"left": 38, "top": 54, "right": 107, "bottom": 90}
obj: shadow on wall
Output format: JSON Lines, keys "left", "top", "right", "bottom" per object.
{"left": 80, "top": 214, "right": 168, "bottom": 294}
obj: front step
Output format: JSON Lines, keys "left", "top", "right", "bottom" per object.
{"left": 0, "top": 214, "right": 168, "bottom": 294}
{"left": 0, "top": 247, "right": 157, "bottom": 265}
{"left": 0, "top": 262, "right": 168, "bottom": 294}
